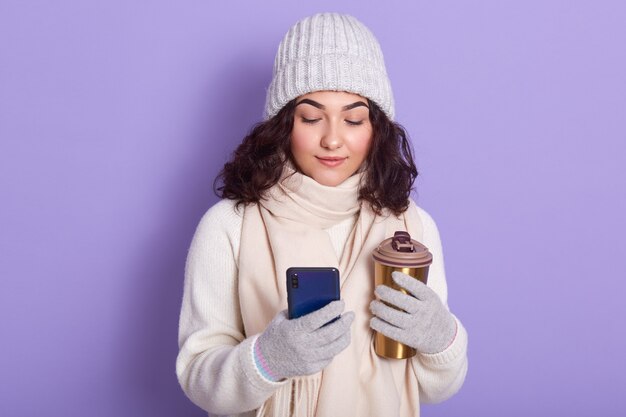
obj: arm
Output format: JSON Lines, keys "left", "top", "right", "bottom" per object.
{"left": 410, "top": 202, "right": 469, "bottom": 404}
{"left": 175, "top": 200, "right": 286, "bottom": 415}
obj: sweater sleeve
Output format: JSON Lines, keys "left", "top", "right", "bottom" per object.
{"left": 175, "top": 199, "right": 286, "bottom": 415}
{"left": 409, "top": 201, "right": 469, "bottom": 404}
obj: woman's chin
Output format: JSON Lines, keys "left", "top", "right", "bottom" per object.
{"left": 310, "top": 173, "right": 350, "bottom": 187}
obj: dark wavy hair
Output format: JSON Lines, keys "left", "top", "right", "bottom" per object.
{"left": 214, "top": 98, "right": 418, "bottom": 216}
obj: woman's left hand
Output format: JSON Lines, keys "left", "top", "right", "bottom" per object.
{"left": 369, "top": 271, "right": 457, "bottom": 354}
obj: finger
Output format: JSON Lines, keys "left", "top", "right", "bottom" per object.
{"left": 391, "top": 271, "right": 434, "bottom": 301}
{"left": 270, "top": 309, "right": 289, "bottom": 325}
{"left": 293, "top": 300, "right": 345, "bottom": 331}
{"left": 370, "top": 317, "right": 414, "bottom": 347}
{"left": 374, "top": 285, "right": 420, "bottom": 314}
{"left": 310, "top": 330, "right": 352, "bottom": 361}
{"left": 310, "top": 311, "right": 354, "bottom": 346}
{"left": 369, "top": 300, "right": 413, "bottom": 329}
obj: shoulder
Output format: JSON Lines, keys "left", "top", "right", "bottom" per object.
{"left": 199, "top": 198, "right": 243, "bottom": 227}
{"left": 406, "top": 198, "right": 442, "bottom": 246}
{"left": 407, "top": 198, "right": 438, "bottom": 231}
{"left": 192, "top": 199, "right": 244, "bottom": 250}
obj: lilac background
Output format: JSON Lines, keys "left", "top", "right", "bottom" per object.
{"left": 1, "top": 0, "right": 625, "bottom": 416}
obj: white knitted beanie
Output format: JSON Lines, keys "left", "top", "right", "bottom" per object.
{"left": 264, "top": 12, "right": 395, "bottom": 120}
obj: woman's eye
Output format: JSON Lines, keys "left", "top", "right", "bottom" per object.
{"left": 346, "top": 120, "right": 364, "bottom": 126}
{"left": 301, "top": 117, "right": 321, "bottom": 124}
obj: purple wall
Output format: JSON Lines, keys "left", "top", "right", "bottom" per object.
{"left": 1, "top": 1, "right": 625, "bottom": 416}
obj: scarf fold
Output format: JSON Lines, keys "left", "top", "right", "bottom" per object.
{"left": 238, "top": 167, "right": 424, "bottom": 417}
{"left": 262, "top": 166, "right": 362, "bottom": 228}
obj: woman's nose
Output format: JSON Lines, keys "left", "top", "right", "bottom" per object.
{"left": 320, "top": 123, "right": 343, "bottom": 150}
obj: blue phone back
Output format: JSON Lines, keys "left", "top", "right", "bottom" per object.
{"left": 286, "top": 267, "right": 340, "bottom": 319}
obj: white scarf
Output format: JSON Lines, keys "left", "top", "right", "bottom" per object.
{"left": 238, "top": 167, "right": 424, "bottom": 416}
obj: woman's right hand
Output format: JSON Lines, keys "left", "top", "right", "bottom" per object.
{"left": 253, "top": 300, "right": 354, "bottom": 381}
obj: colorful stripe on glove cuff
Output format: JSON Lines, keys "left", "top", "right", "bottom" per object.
{"left": 253, "top": 338, "right": 280, "bottom": 382}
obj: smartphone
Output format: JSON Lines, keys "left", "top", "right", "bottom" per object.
{"left": 286, "top": 267, "right": 340, "bottom": 320}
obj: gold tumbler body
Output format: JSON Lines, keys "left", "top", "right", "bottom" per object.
{"left": 373, "top": 263, "right": 430, "bottom": 359}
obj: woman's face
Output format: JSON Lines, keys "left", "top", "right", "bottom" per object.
{"left": 290, "top": 90, "right": 373, "bottom": 187}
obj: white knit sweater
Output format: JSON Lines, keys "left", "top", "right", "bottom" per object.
{"left": 176, "top": 198, "right": 468, "bottom": 417}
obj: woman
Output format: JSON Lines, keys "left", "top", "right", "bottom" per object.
{"left": 176, "top": 12, "right": 468, "bottom": 417}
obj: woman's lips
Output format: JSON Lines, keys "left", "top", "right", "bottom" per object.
{"left": 316, "top": 156, "right": 347, "bottom": 167}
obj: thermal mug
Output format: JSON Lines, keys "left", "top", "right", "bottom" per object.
{"left": 372, "top": 231, "right": 433, "bottom": 359}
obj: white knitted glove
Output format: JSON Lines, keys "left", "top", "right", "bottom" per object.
{"left": 254, "top": 300, "right": 354, "bottom": 381}
{"left": 369, "top": 271, "right": 457, "bottom": 354}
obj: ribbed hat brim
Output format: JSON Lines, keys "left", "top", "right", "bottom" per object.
{"left": 264, "top": 13, "right": 395, "bottom": 120}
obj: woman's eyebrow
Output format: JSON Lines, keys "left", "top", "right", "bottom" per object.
{"left": 342, "top": 101, "right": 369, "bottom": 111}
{"left": 296, "top": 99, "right": 325, "bottom": 109}
{"left": 295, "top": 99, "right": 369, "bottom": 111}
